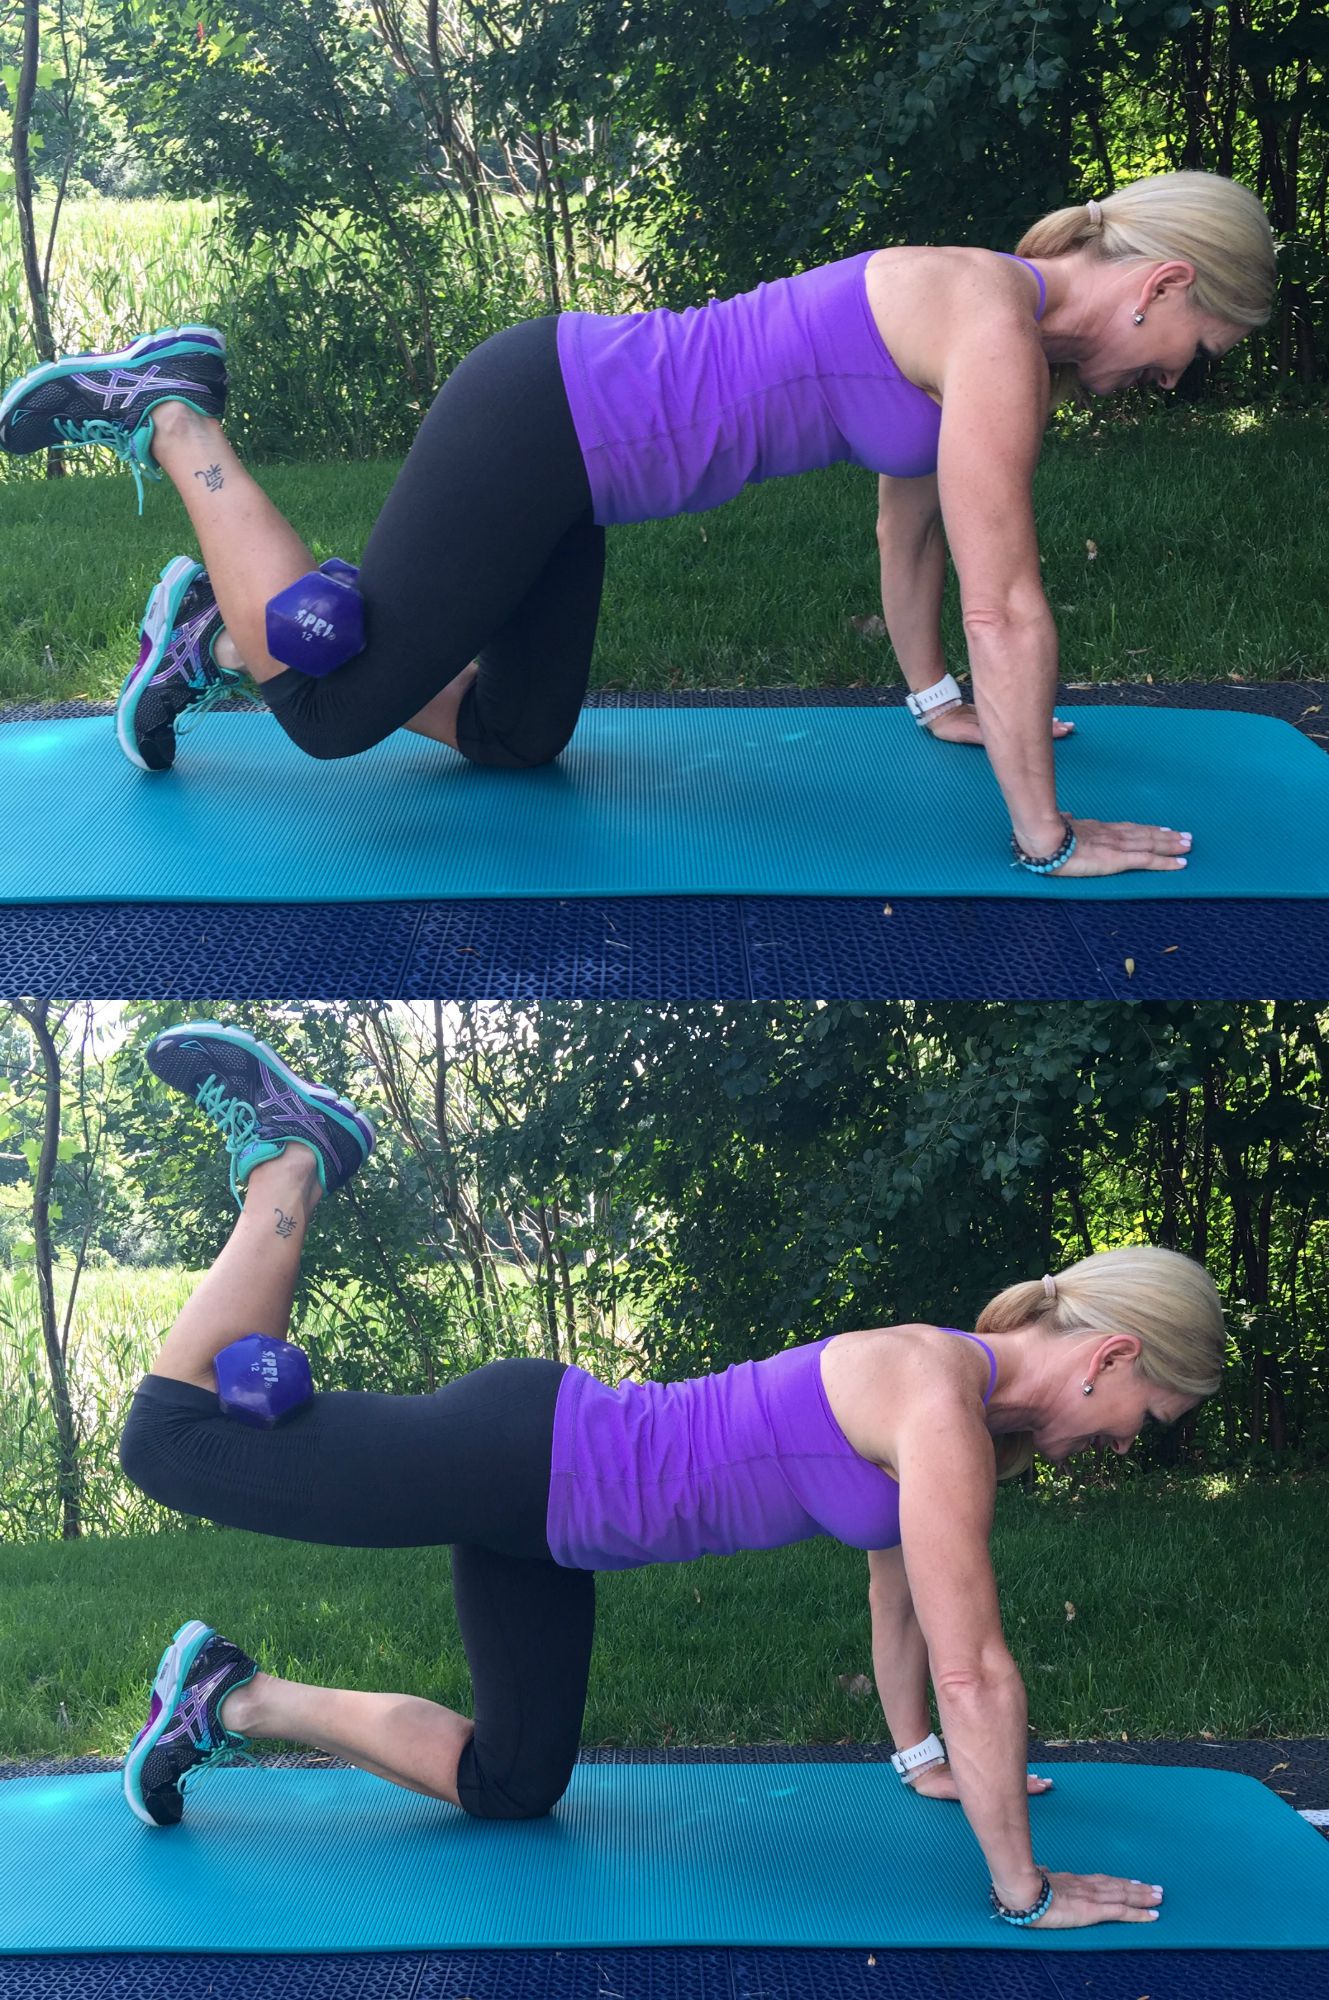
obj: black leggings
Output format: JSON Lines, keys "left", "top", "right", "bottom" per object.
{"left": 118, "top": 1357, "right": 595, "bottom": 1821}
{"left": 261, "top": 316, "right": 606, "bottom": 769}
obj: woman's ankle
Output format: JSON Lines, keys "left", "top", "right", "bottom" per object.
{"left": 219, "top": 1669, "right": 272, "bottom": 1737}
{"left": 214, "top": 628, "right": 246, "bottom": 673}
{"left": 242, "top": 1145, "right": 324, "bottom": 1212}
{"left": 149, "top": 399, "right": 224, "bottom": 462}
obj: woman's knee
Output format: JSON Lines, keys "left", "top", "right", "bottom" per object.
{"left": 261, "top": 669, "right": 397, "bottom": 761}
{"left": 455, "top": 1740, "right": 574, "bottom": 1821}
{"left": 456, "top": 715, "right": 577, "bottom": 771}
{"left": 119, "top": 1382, "right": 188, "bottom": 1504}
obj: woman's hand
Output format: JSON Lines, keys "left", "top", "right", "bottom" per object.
{"left": 1023, "top": 1872, "right": 1164, "bottom": 1931}
{"left": 1050, "top": 818, "right": 1191, "bottom": 878}
{"left": 926, "top": 707, "right": 1194, "bottom": 879}
{"left": 909, "top": 1760, "right": 1053, "bottom": 1803}
{"left": 910, "top": 1768, "right": 1164, "bottom": 1929}
{"left": 926, "top": 702, "right": 1074, "bottom": 746}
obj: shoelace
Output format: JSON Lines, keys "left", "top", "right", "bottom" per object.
{"left": 175, "top": 1737, "right": 262, "bottom": 1802}
{"left": 52, "top": 415, "right": 163, "bottom": 514}
{"left": 193, "top": 1074, "right": 260, "bottom": 1155}
{"left": 175, "top": 674, "right": 252, "bottom": 737}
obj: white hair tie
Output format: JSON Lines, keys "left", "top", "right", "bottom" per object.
{"left": 1041, "top": 1273, "right": 1058, "bottom": 1299}
{"left": 1086, "top": 197, "right": 1104, "bottom": 229}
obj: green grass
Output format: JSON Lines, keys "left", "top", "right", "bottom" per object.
{"left": 2, "top": 411, "right": 1326, "bottom": 707}
{"left": 3, "top": 1474, "right": 1325, "bottom": 1761}
{"left": 0, "top": 1267, "right": 202, "bottom": 1543}
{"left": 0, "top": 199, "right": 226, "bottom": 395}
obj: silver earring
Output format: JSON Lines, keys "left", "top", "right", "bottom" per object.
{"left": 1133, "top": 311, "right": 1146, "bottom": 325}
{"left": 1081, "top": 1381, "right": 1094, "bottom": 1396}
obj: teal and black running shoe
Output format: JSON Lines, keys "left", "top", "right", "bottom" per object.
{"left": 116, "top": 557, "right": 252, "bottom": 772}
{"left": 146, "top": 1021, "right": 375, "bottom": 1205}
{"left": 0, "top": 325, "right": 227, "bottom": 512}
{"left": 123, "top": 1620, "right": 259, "bottom": 1828}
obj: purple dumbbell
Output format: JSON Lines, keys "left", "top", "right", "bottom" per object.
{"left": 264, "top": 559, "right": 366, "bottom": 677}
{"left": 214, "top": 1334, "right": 314, "bottom": 1428}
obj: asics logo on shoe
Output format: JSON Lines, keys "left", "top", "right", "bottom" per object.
{"left": 194, "top": 1074, "right": 259, "bottom": 1151}
{"left": 71, "top": 364, "right": 198, "bottom": 409}
{"left": 155, "top": 1658, "right": 236, "bottom": 1751}
{"left": 254, "top": 1080, "right": 334, "bottom": 1142}
{"left": 151, "top": 618, "right": 220, "bottom": 688}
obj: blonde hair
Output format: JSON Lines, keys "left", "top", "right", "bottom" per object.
{"left": 1016, "top": 171, "right": 1277, "bottom": 401}
{"left": 975, "top": 1245, "right": 1227, "bottom": 1480}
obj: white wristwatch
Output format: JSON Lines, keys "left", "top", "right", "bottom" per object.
{"left": 903, "top": 673, "right": 964, "bottom": 725}
{"left": 889, "top": 1732, "right": 947, "bottom": 1782}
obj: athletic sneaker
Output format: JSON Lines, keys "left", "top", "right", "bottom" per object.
{"left": 116, "top": 558, "right": 252, "bottom": 772}
{"left": 0, "top": 325, "right": 228, "bottom": 513}
{"left": 146, "top": 1020, "right": 375, "bottom": 1204}
{"left": 123, "top": 1620, "right": 259, "bottom": 1828}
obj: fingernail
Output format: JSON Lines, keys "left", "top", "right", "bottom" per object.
{"left": 1147, "top": 1910, "right": 1159, "bottom": 1920}
{"left": 1174, "top": 857, "right": 1187, "bottom": 868}
{"left": 1153, "top": 1886, "right": 1164, "bottom": 1895}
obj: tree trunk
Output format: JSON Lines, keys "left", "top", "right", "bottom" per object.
{"left": 12, "top": 1002, "right": 82, "bottom": 1538}
{"left": 12, "top": 0, "right": 65, "bottom": 480}
{"left": 546, "top": 125, "right": 578, "bottom": 299}
{"left": 532, "top": 129, "right": 563, "bottom": 311}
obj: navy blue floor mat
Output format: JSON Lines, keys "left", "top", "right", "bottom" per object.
{"left": 0, "top": 1944, "right": 1322, "bottom": 1999}
{"left": 3, "top": 685, "right": 1326, "bottom": 999}
{"left": 3, "top": 892, "right": 1326, "bottom": 998}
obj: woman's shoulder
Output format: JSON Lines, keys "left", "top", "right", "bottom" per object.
{"left": 865, "top": 242, "right": 1038, "bottom": 298}
{"left": 823, "top": 1323, "right": 990, "bottom": 1466}
{"left": 864, "top": 246, "right": 1045, "bottom": 378}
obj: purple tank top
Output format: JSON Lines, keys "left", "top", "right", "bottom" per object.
{"left": 556, "top": 251, "right": 1045, "bottom": 527}
{"left": 545, "top": 1328, "right": 998, "bottom": 1571}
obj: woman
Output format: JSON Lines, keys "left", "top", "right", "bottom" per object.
{"left": 3, "top": 174, "right": 1273, "bottom": 877}
{"left": 118, "top": 1021, "right": 1225, "bottom": 1930}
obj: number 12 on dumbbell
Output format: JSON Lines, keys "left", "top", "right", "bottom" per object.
{"left": 214, "top": 1335, "right": 314, "bottom": 1428}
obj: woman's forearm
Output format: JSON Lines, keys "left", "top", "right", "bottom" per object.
{"left": 933, "top": 1666, "right": 1042, "bottom": 1905}
{"left": 963, "top": 605, "right": 1065, "bottom": 854}
{"left": 870, "top": 1604, "right": 933, "bottom": 1750}
{"left": 878, "top": 520, "right": 949, "bottom": 694}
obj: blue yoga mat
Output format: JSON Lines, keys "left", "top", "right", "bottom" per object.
{"left": 2, "top": 1762, "right": 1327, "bottom": 1954}
{"left": 3, "top": 705, "right": 1328, "bottom": 904}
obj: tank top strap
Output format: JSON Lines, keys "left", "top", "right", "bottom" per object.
{"left": 995, "top": 251, "right": 1046, "bottom": 322}
{"left": 940, "top": 1326, "right": 999, "bottom": 1406}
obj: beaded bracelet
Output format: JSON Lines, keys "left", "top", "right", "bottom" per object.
{"left": 989, "top": 1870, "right": 1054, "bottom": 1926}
{"left": 1010, "top": 817, "right": 1077, "bottom": 875}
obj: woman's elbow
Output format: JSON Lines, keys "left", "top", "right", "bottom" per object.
{"left": 932, "top": 1650, "right": 1022, "bottom": 1702}
{"left": 960, "top": 595, "right": 1053, "bottom": 647}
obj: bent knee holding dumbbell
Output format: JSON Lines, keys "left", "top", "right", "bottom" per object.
{"left": 262, "top": 678, "right": 401, "bottom": 760}
{"left": 119, "top": 1346, "right": 313, "bottom": 1520}
{"left": 118, "top": 1378, "right": 213, "bottom": 1512}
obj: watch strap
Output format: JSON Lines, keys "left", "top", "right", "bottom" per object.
{"left": 904, "top": 673, "right": 964, "bottom": 724}
{"left": 890, "top": 1731, "right": 946, "bottom": 1779}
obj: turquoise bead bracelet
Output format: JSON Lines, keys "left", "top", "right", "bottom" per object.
{"left": 1011, "top": 817, "right": 1077, "bottom": 874}
{"left": 990, "top": 1869, "right": 1054, "bottom": 1926}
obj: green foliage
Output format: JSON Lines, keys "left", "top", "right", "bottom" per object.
{"left": 9, "top": 0, "right": 1329, "bottom": 446}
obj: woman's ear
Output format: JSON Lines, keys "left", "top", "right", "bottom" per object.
{"left": 1147, "top": 259, "right": 1198, "bottom": 304}
{"left": 1096, "top": 1332, "right": 1144, "bottom": 1372}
